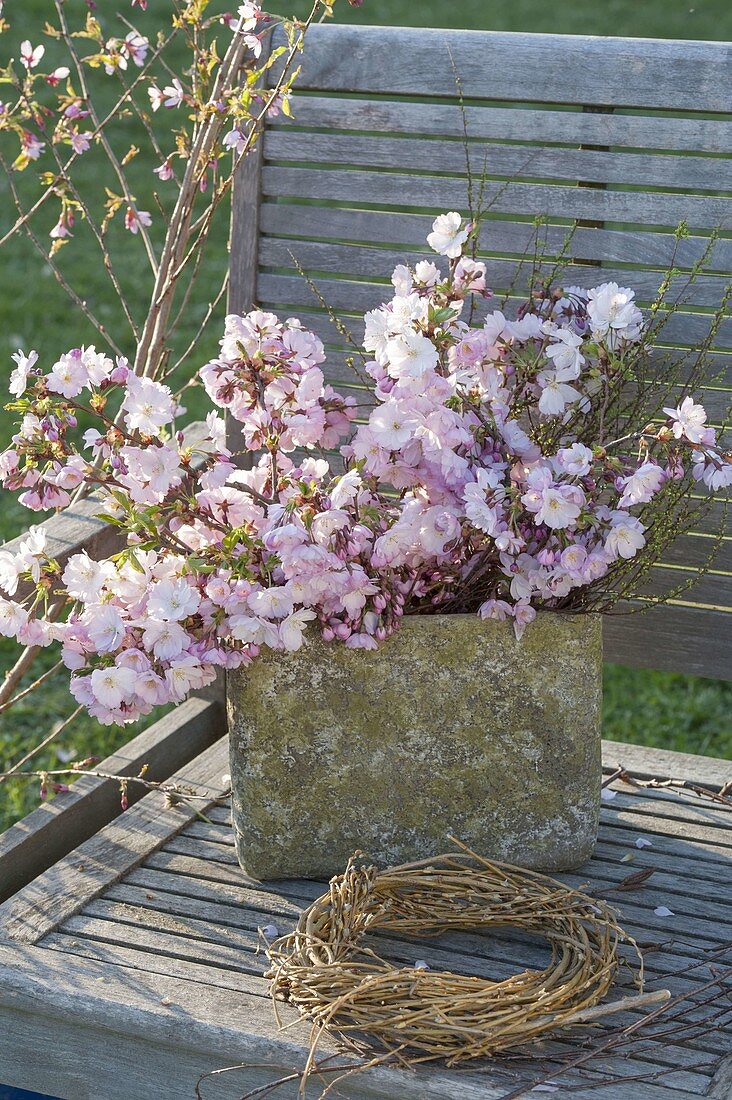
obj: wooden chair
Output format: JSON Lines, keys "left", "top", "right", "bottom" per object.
{"left": 230, "top": 23, "right": 732, "bottom": 679}
{"left": 0, "top": 27, "right": 730, "bottom": 1099}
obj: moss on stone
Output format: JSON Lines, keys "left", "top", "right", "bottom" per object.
{"left": 228, "top": 612, "right": 602, "bottom": 880}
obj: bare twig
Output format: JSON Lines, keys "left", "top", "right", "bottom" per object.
{"left": 0, "top": 705, "right": 83, "bottom": 784}
{"left": 54, "top": 0, "right": 160, "bottom": 278}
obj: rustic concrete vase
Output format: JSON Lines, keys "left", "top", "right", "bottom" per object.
{"left": 227, "top": 612, "right": 602, "bottom": 880}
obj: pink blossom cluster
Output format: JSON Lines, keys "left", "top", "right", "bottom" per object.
{"left": 339, "top": 213, "right": 729, "bottom": 636}
{"left": 0, "top": 312, "right": 404, "bottom": 725}
{"left": 0, "top": 212, "right": 728, "bottom": 723}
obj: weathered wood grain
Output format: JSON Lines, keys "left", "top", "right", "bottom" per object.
{"left": 227, "top": 43, "right": 269, "bottom": 459}
{"left": 708, "top": 1055, "right": 732, "bottom": 1098}
{"left": 256, "top": 271, "right": 732, "bottom": 347}
{"left": 145, "top": 828, "right": 730, "bottom": 942}
{"left": 0, "top": 697, "right": 222, "bottom": 905}
{"left": 43, "top": 930, "right": 719, "bottom": 1092}
{"left": 228, "top": 43, "right": 269, "bottom": 318}
{"left": 264, "top": 129, "right": 730, "bottom": 193}
{"left": 602, "top": 605, "right": 732, "bottom": 679}
{"left": 271, "top": 25, "right": 732, "bottom": 114}
{"left": 54, "top": 906, "right": 723, "bottom": 1032}
{"left": 124, "top": 853, "right": 730, "bottom": 991}
{"left": 6, "top": 940, "right": 691, "bottom": 1100}
{"left": 274, "top": 95, "right": 732, "bottom": 155}
{"left": 260, "top": 203, "right": 732, "bottom": 272}
{"left": 602, "top": 741, "right": 732, "bottom": 789}
{"left": 259, "top": 236, "right": 730, "bottom": 309}
{"left": 97, "top": 877, "right": 727, "bottom": 992}
{"left": 262, "top": 165, "right": 732, "bottom": 232}
{"left": 0, "top": 738, "right": 229, "bottom": 944}
{"left": 39, "top": 938, "right": 729, "bottom": 1097}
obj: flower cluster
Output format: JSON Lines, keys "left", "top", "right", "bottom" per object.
{"left": 0, "top": 213, "right": 728, "bottom": 723}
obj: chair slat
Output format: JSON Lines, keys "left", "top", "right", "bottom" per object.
{"left": 273, "top": 96, "right": 732, "bottom": 155}
{"left": 261, "top": 166, "right": 732, "bottom": 231}
{"left": 259, "top": 203, "right": 732, "bottom": 272}
{"left": 273, "top": 25, "right": 732, "bottom": 113}
{"left": 256, "top": 273, "right": 732, "bottom": 350}
{"left": 264, "top": 131, "right": 730, "bottom": 194}
{"left": 259, "top": 238, "right": 730, "bottom": 309}
{"left": 603, "top": 605, "right": 731, "bottom": 678}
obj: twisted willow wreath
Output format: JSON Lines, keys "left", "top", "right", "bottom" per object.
{"left": 267, "top": 847, "right": 668, "bottom": 1064}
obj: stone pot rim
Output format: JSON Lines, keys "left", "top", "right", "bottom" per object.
{"left": 398, "top": 608, "right": 600, "bottom": 625}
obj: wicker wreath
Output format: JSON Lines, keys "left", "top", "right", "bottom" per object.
{"left": 266, "top": 847, "right": 654, "bottom": 1063}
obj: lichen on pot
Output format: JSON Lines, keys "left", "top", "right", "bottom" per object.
{"left": 228, "top": 611, "right": 602, "bottom": 881}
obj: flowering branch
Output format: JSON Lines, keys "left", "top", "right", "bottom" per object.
{"left": 0, "top": 214, "right": 727, "bottom": 733}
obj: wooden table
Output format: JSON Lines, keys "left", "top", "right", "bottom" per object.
{"left": 0, "top": 733, "right": 730, "bottom": 1099}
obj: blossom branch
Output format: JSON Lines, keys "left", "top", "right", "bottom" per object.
{"left": 0, "top": 659, "right": 64, "bottom": 716}
{"left": 53, "top": 0, "right": 160, "bottom": 278}
{"left": 0, "top": 705, "right": 83, "bottom": 786}
{"left": 0, "top": 150, "right": 125, "bottom": 355}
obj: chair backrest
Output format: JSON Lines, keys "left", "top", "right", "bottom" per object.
{"left": 229, "top": 24, "right": 732, "bottom": 679}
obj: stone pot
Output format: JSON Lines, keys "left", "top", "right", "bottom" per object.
{"left": 227, "top": 612, "right": 602, "bottom": 880}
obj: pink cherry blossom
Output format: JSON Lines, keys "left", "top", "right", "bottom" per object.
{"left": 20, "top": 41, "right": 45, "bottom": 70}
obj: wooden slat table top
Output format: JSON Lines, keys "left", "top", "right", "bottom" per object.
{"left": 0, "top": 737, "right": 730, "bottom": 1099}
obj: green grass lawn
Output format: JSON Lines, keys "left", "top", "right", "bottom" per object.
{"left": 0, "top": 0, "right": 729, "bottom": 829}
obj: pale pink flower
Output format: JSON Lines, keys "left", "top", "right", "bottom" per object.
{"left": 535, "top": 486, "right": 583, "bottom": 529}
{"left": 605, "top": 513, "right": 646, "bottom": 560}
{"left": 478, "top": 598, "right": 512, "bottom": 621}
{"left": 555, "top": 443, "right": 593, "bottom": 477}
{"left": 248, "top": 587, "right": 294, "bottom": 620}
{"left": 46, "top": 67, "right": 70, "bottom": 86}
{"left": 142, "top": 620, "right": 190, "bottom": 661}
{"left": 279, "top": 608, "right": 317, "bottom": 651}
{"left": 147, "top": 578, "right": 200, "bottom": 622}
{"left": 125, "top": 207, "right": 152, "bottom": 234}
{"left": 0, "top": 551, "right": 21, "bottom": 596}
{"left": 163, "top": 79, "right": 185, "bottom": 108}
{"left": 85, "top": 605, "right": 127, "bottom": 653}
{"left": 20, "top": 41, "right": 45, "bottom": 70}
{"left": 9, "top": 349, "right": 38, "bottom": 398}
{"left": 223, "top": 127, "right": 247, "bottom": 156}
{"left": 122, "top": 375, "right": 175, "bottom": 435}
{"left": 427, "top": 212, "right": 469, "bottom": 258}
{"left": 164, "top": 655, "right": 208, "bottom": 701}
{"left": 587, "top": 283, "right": 643, "bottom": 347}
{"left": 148, "top": 85, "right": 164, "bottom": 111}
{"left": 47, "top": 352, "right": 88, "bottom": 398}
{"left": 62, "top": 553, "right": 109, "bottom": 602}
{"left": 368, "top": 401, "right": 415, "bottom": 450}
{"left": 69, "top": 130, "right": 92, "bottom": 155}
{"left": 21, "top": 132, "right": 45, "bottom": 160}
{"left": 663, "top": 396, "right": 708, "bottom": 444}
{"left": 123, "top": 31, "right": 149, "bottom": 67}
{"left": 0, "top": 598, "right": 26, "bottom": 637}
{"left": 385, "top": 329, "right": 439, "bottom": 380}
{"left": 90, "top": 665, "right": 138, "bottom": 709}
{"left": 513, "top": 601, "right": 536, "bottom": 640}
{"left": 538, "top": 371, "right": 581, "bottom": 417}
{"left": 153, "top": 159, "right": 174, "bottom": 182}
{"left": 544, "top": 326, "right": 584, "bottom": 377}
{"left": 618, "top": 461, "right": 665, "bottom": 508}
